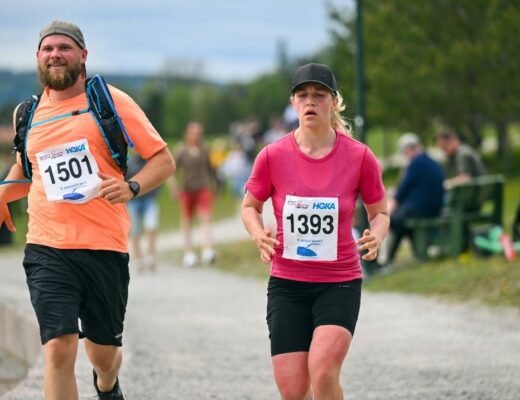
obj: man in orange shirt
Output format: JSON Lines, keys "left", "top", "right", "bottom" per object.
{"left": 0, "top": 21, "right": 175, "bottom": 400}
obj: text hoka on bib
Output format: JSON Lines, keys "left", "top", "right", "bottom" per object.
{"left": 36, "top": 138, "right": 101, "bottom": 204}
{"left": 282, "top": 195, "right": 339, "bottom": 261}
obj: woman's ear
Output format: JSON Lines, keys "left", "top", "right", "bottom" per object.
{"left": 331, "top": 94, "right": 338, "bottom": 109}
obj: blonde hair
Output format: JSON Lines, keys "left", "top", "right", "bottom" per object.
{"left": 331, "top": 91, "right": 352, "bottom": 135}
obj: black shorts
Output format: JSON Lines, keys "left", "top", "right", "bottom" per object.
{"left": 266, "top": 276, "right": 362, "bottom": 356}
{"left": 23, "top": 244, "right": 130, "bottom": 346}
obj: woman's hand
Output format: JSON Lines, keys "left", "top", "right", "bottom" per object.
{"left": 356, "top": 228, "right": 381, "bottom": 261}
{"left": 252, "top": 228, "right": 279, "bottom": 264}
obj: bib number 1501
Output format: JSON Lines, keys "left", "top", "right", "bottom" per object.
{"left": 43, "top": 155, "right": 93, "bottom": 184}
{"left": 286, "top": 214, "right": 334, "bottom": 235}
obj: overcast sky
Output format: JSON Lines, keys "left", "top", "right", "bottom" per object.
{"left": 0, "top": 0, "right": 352, "bottom": 82}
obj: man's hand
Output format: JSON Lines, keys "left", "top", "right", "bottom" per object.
{"left": 98, "top": 172, "right": 134, "bottom": 204}
{"left": 0, "top": 200, "right": 16, "bottom": 232}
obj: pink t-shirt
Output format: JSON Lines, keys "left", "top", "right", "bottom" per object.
{"left": 246, "top": 132, "right": 385, "bottom": 282}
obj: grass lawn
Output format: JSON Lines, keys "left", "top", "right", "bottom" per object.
{"left": 366, "top": 254, "right": 520, "bottom": 311}
{"left": 3, "top": 237, "right": 519, "bottom": 313}
{"left": 202, "top": 239, "right": 520, "bottom": 312}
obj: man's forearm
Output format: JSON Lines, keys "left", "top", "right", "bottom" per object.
{"left": 0, "top": 164, "right": 31, "bottom": 203}
{"left": 128, "top": 147, "right": 175, "bottom": 195}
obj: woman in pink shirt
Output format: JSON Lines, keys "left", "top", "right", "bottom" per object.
{"left": 242, "top": 63, "right": 389, "bottom": 399}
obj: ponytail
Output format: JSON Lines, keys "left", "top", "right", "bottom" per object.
{"left": 331, "top": 91, "right": 351, "bottom": 135}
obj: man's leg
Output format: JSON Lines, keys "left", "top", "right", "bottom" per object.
{"left": 84, "top": 339, "right": 122, "bottom": 392}
{"left": 128, "top": 201, "right": 144, "bottom": 270}
{"left": 387, "top": 207, "right": 411, "bottom": 265}
{"left": 143, "top": 198, "right": 159, "bottom": 270}
{"left": 146, "top": 229, "right": 158, "bottom": 270}
{"left": 198, "top": 189, "right": 216, "bottom": 264}
{"left": 43, "top": 334, "right": 79, "bottom": 400}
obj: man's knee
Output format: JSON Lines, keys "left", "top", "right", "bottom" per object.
{"left": 44, "top": 335, "right": 77, "bottom": 369}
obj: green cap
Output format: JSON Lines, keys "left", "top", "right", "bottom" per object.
{"left": 39, "top": 20, "right": 85, "bottom": 49}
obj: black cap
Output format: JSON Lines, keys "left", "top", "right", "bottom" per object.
{"left": 291, "top": 63, "right": 337, "bottom": 94}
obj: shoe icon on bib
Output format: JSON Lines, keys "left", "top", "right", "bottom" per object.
{"left": 63, "top": 192, "right": 85, "bottom": 201}
{"left": 297, "top": 244, "right": 318, "bottom": 257}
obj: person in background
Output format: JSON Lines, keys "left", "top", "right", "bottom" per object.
{"left": 219, "top": 140, "right": 252, "bottom": 199}
{"left": 126, "top": 152, "right": 162, "bottom": 272}
{"left": 0, "top": 20, "right": 175, "bottom": 400}
{"left": 169, "top": 121, "right": 217, "bottom": 268}
{"left": 435, "top": 129, "right": 486, "bottom": 189}
{"left": 263, "top": 116, "right": 286, "bottom": 145}
{"left": 282, "top": 101, "right": 299, "bottom": 131}
{"left": 384, "top": 133, "right": 445, "bottom": 267}
{"left": 242, "top": 63, "right": 388, "bottom": 400}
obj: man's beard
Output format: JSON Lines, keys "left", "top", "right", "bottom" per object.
{"left": 38, "top": 59, "right": 82, "bottom": 91}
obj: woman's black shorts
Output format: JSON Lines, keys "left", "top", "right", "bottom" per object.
{"left": 266, "top": 276, "right": 362, "bottom": 356}
{"left": 23, "top": 244, "right": 130, "bottom": 346}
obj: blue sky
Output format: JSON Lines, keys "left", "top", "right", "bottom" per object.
{"left": 0, "top": 0, "right": 352, "bottom": 82}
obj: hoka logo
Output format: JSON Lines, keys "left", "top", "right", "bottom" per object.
{"left": 313, "top": 202, "right": 336, "bottom": 210}
{"left": 66, "top": 144, "right": 86, "bottom": 154}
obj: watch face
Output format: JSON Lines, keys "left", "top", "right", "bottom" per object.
{"left": 129, "top": 181, "right": 140, "bottom": 196}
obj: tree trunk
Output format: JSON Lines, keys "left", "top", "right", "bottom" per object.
{"left": 465, "top": 115, "right": 482, "bottom": 149}
{"left": 496, "top": 120, "right": 512, "bottom": 173}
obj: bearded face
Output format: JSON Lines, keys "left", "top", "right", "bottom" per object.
{"left": 38, "top": 57, "right": 83, "bottom": 91}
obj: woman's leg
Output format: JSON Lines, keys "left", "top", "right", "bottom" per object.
{"left": 308, "top": 325, "right": 352, "bottom": 400}
{"left": 272, "top": 352, "right": 313, "bottom": 400}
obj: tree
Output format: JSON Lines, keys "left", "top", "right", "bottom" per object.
{"left": 328, "top": 0, "right": 520, "bottom": 168}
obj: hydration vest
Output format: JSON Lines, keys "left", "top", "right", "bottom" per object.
{"left": 4, "top": 74, "right": 134, "bottom": 184}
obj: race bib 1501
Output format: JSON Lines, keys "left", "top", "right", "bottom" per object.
{"left": 282, "top": 195, "right": 339, "bottom": 261}
{"left": 36, "top": 138, "right": 101, "bottom": 204}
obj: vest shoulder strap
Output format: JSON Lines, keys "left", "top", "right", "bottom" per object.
{"left": 14, "top": 95, "right": 41, "bottom": 179}
{"left": 86, "top": 74, "right": 133, "bottom": 175}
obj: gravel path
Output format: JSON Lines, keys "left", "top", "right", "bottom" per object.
{"left": 1, "top": 211, "right": 520, "bottom": 399}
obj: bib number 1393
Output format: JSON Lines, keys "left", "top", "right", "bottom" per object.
{"left": 282, "top": 195, "right": 339, "bottom": 261}
{"left": 286, "top": 214, "right": 334, "bottom": 235}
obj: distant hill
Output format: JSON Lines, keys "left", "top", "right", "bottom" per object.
{"left": 0, "top": 69, "right": 151, "bottom": 106}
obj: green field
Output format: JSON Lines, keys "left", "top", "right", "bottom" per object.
{"left": 190, "top": 237, "right": 520, "bottom": 312}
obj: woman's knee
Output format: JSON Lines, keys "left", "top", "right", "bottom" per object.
{"left": 277, "top": 382, "right": 311, "bottom": 400}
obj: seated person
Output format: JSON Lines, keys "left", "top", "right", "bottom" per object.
{"left": 435, "top": 129, "right": 486, "bottom": 189}
{"left": 436, "top": 129, "right": 487, "bottom": 248}
{"left": 385, "top": 133, "right": 445, "bottom": 266}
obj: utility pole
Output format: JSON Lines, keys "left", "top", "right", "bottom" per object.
{"left": 355, "top": 0, "right": 378, "bottom": 274}
{"left": 355, "top": 0, "right": 366, "bottom": 143}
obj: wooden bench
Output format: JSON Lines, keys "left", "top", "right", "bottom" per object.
{"left": 404, "top": 174, "right": 504, "bottom": 260}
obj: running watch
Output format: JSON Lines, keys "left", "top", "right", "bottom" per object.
{"left": 127, "top": 180, "right": 140, "bottom": 198}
